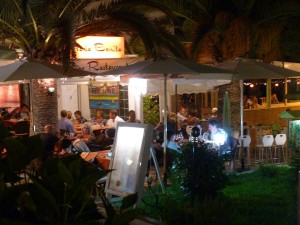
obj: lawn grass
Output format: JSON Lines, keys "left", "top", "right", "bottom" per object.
{"left": 223, "top": 165, "right": 296, "bottom": 225}
{"left": 139, "top": 165, "right": 297, "bottom": 225}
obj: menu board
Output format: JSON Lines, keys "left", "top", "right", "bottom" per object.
{"left": 88, "top": 81, "right": 119, "bottom": 110}
{"left": 105, "top": 123, "right": 153, "bottom": 201}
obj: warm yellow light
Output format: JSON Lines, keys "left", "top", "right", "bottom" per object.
{"left": 75, "top": 36, "right": 125, "bottom": 59}
{"left": 250, "top": 84, "right": 254, "bottom": 88}
{"left": 275, "top": 83, "right": 279, "bottom": 87}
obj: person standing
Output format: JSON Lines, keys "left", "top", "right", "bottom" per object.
{"left": 106, "top": 110, "right": 124, "bottom": 128}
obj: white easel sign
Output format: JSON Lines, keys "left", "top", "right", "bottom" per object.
{"left": 105, "top": 123, "right": 153, "bottom": 200}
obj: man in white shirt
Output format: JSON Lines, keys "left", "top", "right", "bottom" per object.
{"left": 106, "top": 109, "right": 124, "bottom": 128}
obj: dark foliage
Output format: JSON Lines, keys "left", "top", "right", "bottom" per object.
{"left": 171, "top": 142, "right": 228, "bottom": 201}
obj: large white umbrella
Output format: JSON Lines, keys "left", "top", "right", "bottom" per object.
{"left": 145, "top": 78, "right": 230, "bottom": 95}
{"left": 100, "top": 57, "right": 233, "bottom": 173}
{"left": 0, "top": 58, "right": 96, "bottom": 132}
{"left": 216, "top": 58, "right": 300, "bottom": 159}
{"left": 0, "top": 58, "right": 94, "bottom": 82}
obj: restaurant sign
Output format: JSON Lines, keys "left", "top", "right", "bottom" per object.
{"left": 75, "top": 36, "right": 125, "bottom": 59}
{"left": 73, "top": 57, "right": 143, "bottom": 73}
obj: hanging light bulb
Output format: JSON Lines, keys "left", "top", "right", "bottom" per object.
{"left": 250, "top": 83, "right": 254, "bottom": 88}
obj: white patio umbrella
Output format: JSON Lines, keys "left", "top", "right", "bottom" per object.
{"left": 99, "top": 57, "right": 233, "bottom": 173}
{"left": 0, "top": 58, "right": 94, "bottom": 82}
{"left": 145, "top": 78, "right": 230, "bottom": 95}
{"left": 216, "top": 58, "right": 300, "bottom": 163}
{"left": 0, "top": 58, "right": 96, "bottom": 132}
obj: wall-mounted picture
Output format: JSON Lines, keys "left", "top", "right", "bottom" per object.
{"left": 89, "top": 81, "right": 119, "bottom": 110}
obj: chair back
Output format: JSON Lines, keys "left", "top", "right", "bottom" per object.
{"left": 105, "top": 128, "right": 116, "bottom": 139}
{"left": 262, "top": 135, "right": 274, "bottom": 147}
{"left": 239, "top": 135, "right": 251, "bottom": 147}
{"left": 12, "top": 121, "right": 30, "bottom": 136}
{"left": 275, "top": 134, "right": 286, "bottom": 146}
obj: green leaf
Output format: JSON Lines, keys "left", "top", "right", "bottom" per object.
{"left": 4, "top": 137, "right": 28, "bottom": 171}
{"left": 120, "top": 193, "right": 138, "bottom": 212}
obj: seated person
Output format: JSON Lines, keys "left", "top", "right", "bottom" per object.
{"left": 58, "top": 110, "right": 77, "bottom": 135}
{"left": 186, "top": 110, "right": 201, "bottom": 126}
{"left": 67, "top": 111, "right": 73, "bottom": 120}
{"left": 73, "top": 110, "right": 87, "bottom": 125}
{"left": 73, "top": 122, "right": 95, "bottom": 152}
{"left": 106, "top": 109, "right": 124, "bottom": 128}
{"left": 127, "top": 110, "right": 141, "bottom": 123}
{"left": 207, "top": 120, "right": 231, "bottom": 155}
{"left": 162, "top": 130, "right": 180, "bottom": 152}
{"left": 14, "top": 104, "right": 30, "bottom": 120}
{"left": 92, "top": 110, "right": 107, "bottom": 126}
{"left": 40, "top": 124, "right": 60, "bottom": 161}
{"left": 210, "top": 107, "right": 218, "bottom": 119}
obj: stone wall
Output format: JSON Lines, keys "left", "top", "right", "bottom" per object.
{"left": 217, "top": 81, "right": 241, "bottom": 129}
{"left": 31, "top": 79, "right": 58, "bottom": 133}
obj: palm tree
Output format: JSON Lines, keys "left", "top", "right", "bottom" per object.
{"left": 0, "top": 0, "right": 187, "bottom": 68}
{"left": 161, "top": 0, "right": 300, "bottom": 63}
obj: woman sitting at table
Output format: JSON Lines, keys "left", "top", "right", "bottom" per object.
{"left": 73, "top": 110, "right": 87, "bottom": 125}
{"left": 73, "top": 122, "right": 95, "bottom": 152}
{"left": 14, "top": 104, "right": 30, "bottom": 120}
{"left": 92, "top": 110, "right": 107, "bottom": 126}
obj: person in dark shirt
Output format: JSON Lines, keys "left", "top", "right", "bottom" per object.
{"left": 40, "top": 124, "right": 59, "bottom": 161}
{"left": 74, "top": 110, "right": 87, "bottom": 125}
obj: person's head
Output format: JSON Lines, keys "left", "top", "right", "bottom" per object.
{"left": 109, "top": 110, "right": 118, "bottom": 119}
{"left": 167, "top": 130, "right": 176, "bottom": 142}
{"left": 179, "top": 106, "right": 187, "bottom": 116}
{"left": 74, "top": 110, "right": 83, "bottom": 119}
{"left": 212, "top": 107, "right": 218, "bottom": 114}
{"left": 208, "top": 119, "right": 219, "bottom": 133}
{"left": 20, "top": 104, "right": 29, "bottom": 113}
{"left": 66, "top": 111, "right": 72, "bottom": 119}
{"left": 44, "top": 124, "right": 54, "bottom": 134}
{"left": 128, "top": 110, "right": 136, "bottom": 121}
{"left": 61, "top": 110, "right": 67, "bottom": 118}
{"left": 82, "top": 122, "right": 93, "bottom": 134}
{"left": 96, "top": 110, "right": 104, "bottom": 119}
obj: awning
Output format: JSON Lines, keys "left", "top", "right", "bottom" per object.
{"left": 279, "top": 110, "right": 300, "bottom": 120}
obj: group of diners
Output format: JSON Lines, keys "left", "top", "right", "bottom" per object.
{"left": 0, "top": 104, "right": 31, "bottom": 121}
{"left": 29, "top": 108, "right": 142, "bottom": 175}
{"left": 153, "top": 105, "right": 232, "bottom": 166}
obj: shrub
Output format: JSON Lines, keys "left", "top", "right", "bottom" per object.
{"left": 171, "top": 142, "right": 228, "bottom": 201}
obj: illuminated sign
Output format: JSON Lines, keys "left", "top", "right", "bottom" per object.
{"left": 75, "top": 36, "right": 125, "bottom": 59}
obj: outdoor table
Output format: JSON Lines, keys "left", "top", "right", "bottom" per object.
{"left": 4, "top": 119, "right": 24, "bottom": 127}
{"left": 81, "top": 150, "right": 111, "bottom": 170}
{"left": 91, "top": 124, "right": 109, "bottom": 136}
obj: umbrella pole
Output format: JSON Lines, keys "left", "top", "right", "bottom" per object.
{"left": 175, "top": 84, "right": 178, "bottom": 130}
{"left": 29, "top": 80, "right": 36, "bottom": 134}
{"left": 163, "top": 74, "right": 168, "bottom": 185}
{"left": 240, "top": 80, "right": 245, "bottom": 170}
